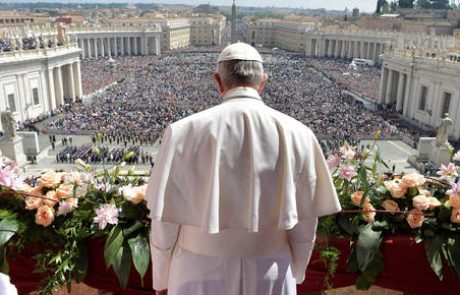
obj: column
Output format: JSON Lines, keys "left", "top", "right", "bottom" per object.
{"left": 396, "top": 71, "right": 405, "bottom": 112}
{"left": 121, "top": 36, "right": 125, "bottom": 56}
{"left": 85, "top": 38, "right": 92, "bottom": 58}
{"left": 403, "top": 74, "right": 411, "bottom": 116}
{"left": 107, "top": 37, "right": 112, "bottom": 56}
{"left": 93, "top": 38, "right": 98, "bottom": 58}
{"left": 379, "top": 67, "right": 387, "bottom": 104}
{"left": 156, "top": 37, "right": 161, "bottom": 55}
{"left": 100, "top": 38, "right": 105, "bottom": 57}
{"left": 78, "top": 39, "right": 84, "bottom": 58}
{"left": 53, "top": 67, "right": 64, "bottom": 107}
{"left": 133, "top": 37, "right": 138, "bottom": 55}
{"left": 127, "top": 37, "right": 131, "bottom": 56}
{"left": 113, "top": 37, "right": 119, "bottom": 56}
{"left": 73, "top": 61, "right": 83, "bottom": 100}
{"left": 366, "top": 42, "right": 371, "bottom": 60}
{"left": 67, "top": 64, "right": 76, "bottom": 102}
{"left": 385, "top": 69, "right": 394, "bottom": 104}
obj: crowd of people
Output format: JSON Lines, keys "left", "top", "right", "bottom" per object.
{"left": 0, "top": 36, "right": 57, "bottom": 52}
{"left": 307, "top": 57, "right": 381, "bottom": 102}
{"left": 56, "top": 144, "right": 154, "bottom": 166}
{"left": 47, "top": 50, "right": 422, "bottom": 150}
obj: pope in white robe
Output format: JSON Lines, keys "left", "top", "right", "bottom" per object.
{"left": 146, "top": 43, "right": 341, "bottom": 295}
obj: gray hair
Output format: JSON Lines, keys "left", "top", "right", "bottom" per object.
{"left": 217, "top": 60, "right": 264, "bottom": 88}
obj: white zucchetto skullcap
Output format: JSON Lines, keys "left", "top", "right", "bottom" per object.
{"left": 217, "top": 42, "right": 263, "bottom": 63}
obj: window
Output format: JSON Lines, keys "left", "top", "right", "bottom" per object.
{"left": 419, "top": 86, "right": 427, "bottom": 111}
{"left": 441, "top": 92, "right": 451, "bottom": 117}
{"left": 7, "top": 94, "right": 16, "bottom": 112}
{"left": 32, "top": 88, "right": 40, "bottom": 105}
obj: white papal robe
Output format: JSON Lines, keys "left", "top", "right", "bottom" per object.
{"left": 147, "top": 87, "right": 341, "bottom": 294}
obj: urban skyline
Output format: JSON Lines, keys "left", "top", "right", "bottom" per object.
{"left": 1, "top": 0, "right": 377, "bottom": 12}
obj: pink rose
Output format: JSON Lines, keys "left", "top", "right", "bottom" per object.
{"left": 382, "top": 199, "right": 400, "bottom": 214}
{"left": 449, "top": 194, "right": 460, "bottom": 209}
{"left": 35, "top": 206, "right": 55, "bottom": 227}
{"left": 412, "top": 195, "right": 430, "bottom": 211}
{"left": 42, "top": 190, "right": 59, "bottom": 207}
{"left": 362, "top": 202, "right": 376, "bottom": 223}
{"left": 407, "top": 209, "right": 424, "bottom": 229}
{"left": 384, "top": 179, "right": 407, "bottom": 198}
{"left": 451, "top": 208, "right": 460, "bottom": 224}
{"left": 401, "top": 173, "right": 425, "bottom": 188}
{"left": 351, "top": 191, "right": 368, "bottom": 207}
{"left": 427, "top": 197, "right": 441, "bottom": 210}
{"left": 338, "top": 165, "right": 357, "bottom": 182}
{"left": 37, "top": 171, "right": 62, "bottom": 188}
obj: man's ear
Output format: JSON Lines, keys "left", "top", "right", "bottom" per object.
{"left": 257, "top": 73, "right": 269, "bottom": 94}
{"left": 213, "top": 73, "right": 225, "bottom": 95}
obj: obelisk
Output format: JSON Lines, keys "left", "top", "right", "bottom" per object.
{"left": 231, "top": 0, "right": 237, "bottom": 43}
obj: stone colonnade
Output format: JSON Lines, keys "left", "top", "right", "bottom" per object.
{"left": 47, "top": 61, "right": 83, "bottom": 106}
{"left": 76, "top": 33, "right": 161, "bottom": 59}
{"left": 379, "top": 66, "right": 410, "bottom": 116}
{"left": 306, "top": 36, "right": 389, "bottom": 62}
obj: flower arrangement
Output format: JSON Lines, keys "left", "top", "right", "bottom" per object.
{"left": 320, "top": 138, "right": 460, "bottom": 289}
{"left": 0, "top": 137, "right": 151, "bottom": 294}
{"left": 0, "top": 134, "right": 460, "bottom": 293}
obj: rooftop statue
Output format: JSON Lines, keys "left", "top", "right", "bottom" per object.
{"left": 1, "top": 110, "right": 16, "bottom": 139}
{"left": 436, "top": 113, "right": 452, "bottom": 146}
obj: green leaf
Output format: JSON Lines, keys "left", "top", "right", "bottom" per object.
{"left": 0, "top": 246, "right": 9, "bottom": 274}
{"left": 337, "top": 213, "right": 357, "bottom": 236}
{"left": 356, "top": 273, "right": 374, "bottom": 290}
{"left": 424, "top": 235, "right": 444, "bottom": 280}
{"left": 122, "top": 221, "right": 144, "bottom": 239}
{"left": 112, "top": 242, "right": 132, "bottom": 289}
{"left": 128, "top": 234, "right": 150, "bottom": 286}
{"left": 105, "top": 226, "right": 124, "bottom": 268}
{"left": 346, "top": 246, "right": 359, "bottom": 273}
{"left": 356, "top": 224, "right": 382, "bottom": 272}
{"left": 0, "top": 218, "right": 19, "bottom": 246}
{"left": 74, "top": 241, "right": 88, "bottom": 283}
{"left": 443, "top": 237, "right": 460, "bottom": 277}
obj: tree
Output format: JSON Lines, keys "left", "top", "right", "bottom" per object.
{"left": 399, "top": 0, "right": 415, "bottom": 8}
{"left": 416, "top": 0, "right": 450, "bottom": 9}
{"left": 390, "top": 0, "right": 399, "bottom": 11}
{"left": 376, "top": 0, "right": 387, "bottom": 14}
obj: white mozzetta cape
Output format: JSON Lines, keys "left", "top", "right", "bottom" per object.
{"left": 147, "top": 87, "right": 341, "bottom": 234}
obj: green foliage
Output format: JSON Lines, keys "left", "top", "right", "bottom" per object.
{"left": 416, "top": 0, "right": 450, "bottom": 9}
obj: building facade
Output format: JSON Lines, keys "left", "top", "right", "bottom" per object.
{"left": 0, "top": 42, "right": 82, "bottom": 128}
{"left": 379, "top": 50, "right": 460, "bottom": 140}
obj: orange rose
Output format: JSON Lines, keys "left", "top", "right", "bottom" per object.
{"left": 412, "top": 195, "right": 430, "bottom": 211}
{"left": 449, "top": 194, "right": 460, "bottom": 209}
{"left": 63, "top": 172, "right": 82, "bottom": 186}
{"left": 427, "top": 197, "right": 441, "bottom": 210}
{"left": 56, "top": 184, "right": 74, "bottom": 199}
{"left": 362, "top": 202, "right": 376, "bottom": 223}
{"left": 351, "top": 191, "right": 369, "bottom": 207}
{"left": 407, "top": 209, "right": 424, "bottom": 229}
{"left": 25, "top": 196, "right": 42, "bottom": 210}
{"left": 25, "top": 186, "right": 44, "bottom": 210}
{"left": 120, "top": 184, "right": 147, "bottom": 204}
{"left": 384, "top": 179, "right": 407, "bottom": 198}
{"left": 42, "top": 190, "right": 59, "bottom": 207}
{"left": 451, "top": 208, "right": 460, "bottom": 224}
{"left": 37, "top": 171, "right": 62, "bottom": 188}
{"left": 401, "top": 173, "right": 425, "bottom": 188}
{"left": 35, "top": 206, "right": 54, "bottom": 227}
{"left": 382, "top": 199, "right": 399, "bottom": 214}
